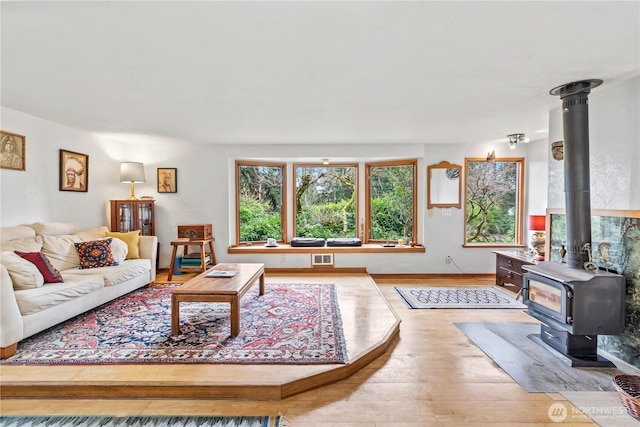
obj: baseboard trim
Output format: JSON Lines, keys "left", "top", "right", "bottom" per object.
{"left": 265, "top": 267, "right": 367, "bottom": 275}
{"left": 370, "top": 273, "right": 495, "bottom": 280}
{"left": 157, "top": 268, "right": 495, "bottom": 279}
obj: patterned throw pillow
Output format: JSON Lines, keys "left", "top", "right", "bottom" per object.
{"left": 74, "top": 238, "right": 119, "bottom": 269}
{"left": 14, "top": 251, "right": 64, "bottom": 283}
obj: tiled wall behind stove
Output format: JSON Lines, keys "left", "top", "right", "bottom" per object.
{"left": 549, "top": 213, "right": 639, "bottom": 368}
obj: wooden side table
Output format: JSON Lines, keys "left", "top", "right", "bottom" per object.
{"left": 168, "top": 238, "right": 216, "bottom": 281}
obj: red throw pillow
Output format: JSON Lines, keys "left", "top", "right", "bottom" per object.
{"left": 74, "top": 238, "right": 118, "bottom": 269}
{"left": 14, "top": 251, "right": 64, "bottom": 283}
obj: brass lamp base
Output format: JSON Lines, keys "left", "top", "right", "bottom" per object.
{"left": 127, "top": 181, "right": 139, "bottom": 200}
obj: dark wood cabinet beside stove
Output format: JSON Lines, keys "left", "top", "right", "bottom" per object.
{"left": 493, "top": 250, "right": 538, "bottom": 293}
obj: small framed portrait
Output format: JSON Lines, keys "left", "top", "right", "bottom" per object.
{"left": 1, "top": 130, "right": 26, "bottom": 171}
{"left": 157, "top": 168, "right": 177, "bottom": 193}
{"left": 60, "top": 149, "right": 89, "bottom": 192}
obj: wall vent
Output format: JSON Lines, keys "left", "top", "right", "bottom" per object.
{"left": 311, "top": 253, "right": 334, "bottom": 266}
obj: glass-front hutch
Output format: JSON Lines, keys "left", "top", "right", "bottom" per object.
{"left": 109, "top": 200, "right": 155, "bottom": 236}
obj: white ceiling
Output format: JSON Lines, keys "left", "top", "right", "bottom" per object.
{"left": 2, "top": 1, "right": 639, "bottom": 146}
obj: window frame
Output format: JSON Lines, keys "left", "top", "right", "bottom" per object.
{"left": 292, "top": 163, "right": 359, "bottom": 239}
{"left": 365, "top": 159, "right": 418, "bottom": 244}
{"left": 235, "top": 160, "right": 287, "bottom": 245}
{"left": 463, "top": 157, "right": 525, "bottom": 247}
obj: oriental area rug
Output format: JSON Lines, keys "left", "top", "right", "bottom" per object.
{"left": 395, "top": 285, "right": 527, "bottom": 309}
{"left": 0, "top": 415, "right": 284, "bottom": 427}
{"left": 2, "top": 283, "right": 347, "bottom": 365}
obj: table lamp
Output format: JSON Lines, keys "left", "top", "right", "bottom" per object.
{"left": 120, "top": 162, "right": 146, "bottom": 200}
{"left": 528, "top": 214, "right": 546, "bottom": 260}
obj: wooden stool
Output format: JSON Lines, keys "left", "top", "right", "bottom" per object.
{"left": 168, "top": 238, "right": 216, "bottom": 281}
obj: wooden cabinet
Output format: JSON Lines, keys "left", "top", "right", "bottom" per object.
{"left": 493, "top": 250, "right": 537, "bottom": 293}
{"left": 110, "top": 200, "right": 155, "bottom": 236}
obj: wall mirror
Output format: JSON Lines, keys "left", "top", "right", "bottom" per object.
{"left": 427, "top": 161, "right": 462, "bottom": 209}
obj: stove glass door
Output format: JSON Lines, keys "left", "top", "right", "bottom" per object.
{"left": 528, "top": 279, "right": 562, "bottom": 315}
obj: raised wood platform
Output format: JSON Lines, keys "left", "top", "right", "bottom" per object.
{"left": 0, "top": 274, "right": 400, "bottom": 400}
{"left": 3, "top": 275, "right": 611, "bottom": 426}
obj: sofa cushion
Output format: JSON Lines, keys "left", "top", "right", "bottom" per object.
{"left": 74, "top": 226, "right": 109, "bottom": 241}
{"left": 41, "top": 234, "right": 83, "bottom": 271}
{"left": 63, "top": 259, "right": 150, "bottom": 287}
{"left": 14, "top": 275, "right": 104, "bottom": 316}
{"left": 109, "top": 238, "right": 129, "bottom": 264}
{"left": 1, "top": 225, "right": 36, "bottom": 241}
{"left": 15, "top": 251, "right": 64, "bottom": 283}
{"left": 0, "top": 251, "right": 45, "bottom": 289}
{"left": 39, "top": 228, "right": 112, "bottom": 271}
{"left": 75, "top": 238, "right": 119, "bottom": 269}
{"left": 31, "top": 222, "right": 78, "bottom": 236}
{"left": 106, "top": 230, "right": 140, "bottom": 259}
{"left": 0, "top": 235, "right": 43, "bottom": 253}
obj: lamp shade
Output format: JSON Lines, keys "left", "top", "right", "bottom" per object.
{"left": 120, "top": 162, "right": 146, "bottom": 183}
{"left": 528, "top": 215, "right": 546, "bottom": 231}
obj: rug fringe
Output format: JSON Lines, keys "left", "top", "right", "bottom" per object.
{"left": 0, "top": 415, "right": 283, "bottom": 426}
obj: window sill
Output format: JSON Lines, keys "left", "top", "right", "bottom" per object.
{"left": 228, "top": 243, "right": 426, "bottom": 254}
{"left": 461, "top": 243, "right": 527, "bottom": 249}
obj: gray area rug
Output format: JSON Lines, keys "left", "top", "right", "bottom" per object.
{"left": 395, "top": 285, "right": 526, "bottom": 309}
{"left": 561, "top": 391, "right": 640, "bottom": 426}
{"left": 455, "top": 322, "right": 619, "bottom": 392}
{"left": 0, "top": 415, "right": 282, "bottom": 427}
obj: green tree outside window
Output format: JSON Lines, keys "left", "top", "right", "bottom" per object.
{"left": 237, "top": 162, "right": 285, "bottom": 243}
{"left": 464, "top": 158, "right": 524, "bottom": 245}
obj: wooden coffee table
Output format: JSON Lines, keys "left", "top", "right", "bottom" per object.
{"left": 171, "top": 263, "right": 265, "bottom": 336}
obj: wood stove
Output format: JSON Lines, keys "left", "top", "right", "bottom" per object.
{"left": 520, "top": 79, "right": 626, "bottom": 367}
{"left": 523, "top": 263, "right": 625, "bottom": 366}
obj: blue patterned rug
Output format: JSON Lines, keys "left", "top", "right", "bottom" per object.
{"left": 0, "top": 415, "right": 283, "bottom": 427}
{"left": 2, "top": 283, "right": 346, "bottom": 365}
{"left": 394, "top": 285, "right": 526, "bottom": 309}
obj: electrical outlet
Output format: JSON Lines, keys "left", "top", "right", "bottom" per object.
{"left": 446, "top": 256, "right": 453, "bottom": 264}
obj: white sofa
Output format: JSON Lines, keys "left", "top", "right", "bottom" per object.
{"left": 0, "top": 222, "right": 157, "bottom": 359}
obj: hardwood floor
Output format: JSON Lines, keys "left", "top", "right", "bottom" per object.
{"left": 0, "top": 273, "right": 599, "bottom": 426}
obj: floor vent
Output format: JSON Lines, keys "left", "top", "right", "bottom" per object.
{"left": 311, "top": 253, "right": 334, "bottom": 266}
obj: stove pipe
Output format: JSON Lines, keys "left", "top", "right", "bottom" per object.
{"left": 549, "top": 79, "right": 602, "bottom": 269}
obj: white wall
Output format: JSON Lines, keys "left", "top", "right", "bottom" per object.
{"left": 0, "top": 107, "right": 128, "bottom": 229}
{"left": 547, "top": 106, "right": 565, "bottom": 208}
{"left": 548, "top": 75, "right": 640, "bottom": 210}
{"left": 1, "top": 106, "right": 553, "bottom": 274}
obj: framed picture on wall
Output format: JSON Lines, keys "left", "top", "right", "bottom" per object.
{"left": 59, "top": 149, "right": 89, "bottom": 192}
{"left": 1, "top": 130, "right": 26, "bottom": 171}
{"left": 157, "top": 167, "right": 177, "bottom": 193}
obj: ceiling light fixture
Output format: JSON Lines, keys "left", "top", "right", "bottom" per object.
{"left": 507, "top": 133, "right": 528, "bottom": 149}
{"left": 322, "top": 158, "right": 330, "bottom": 165}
